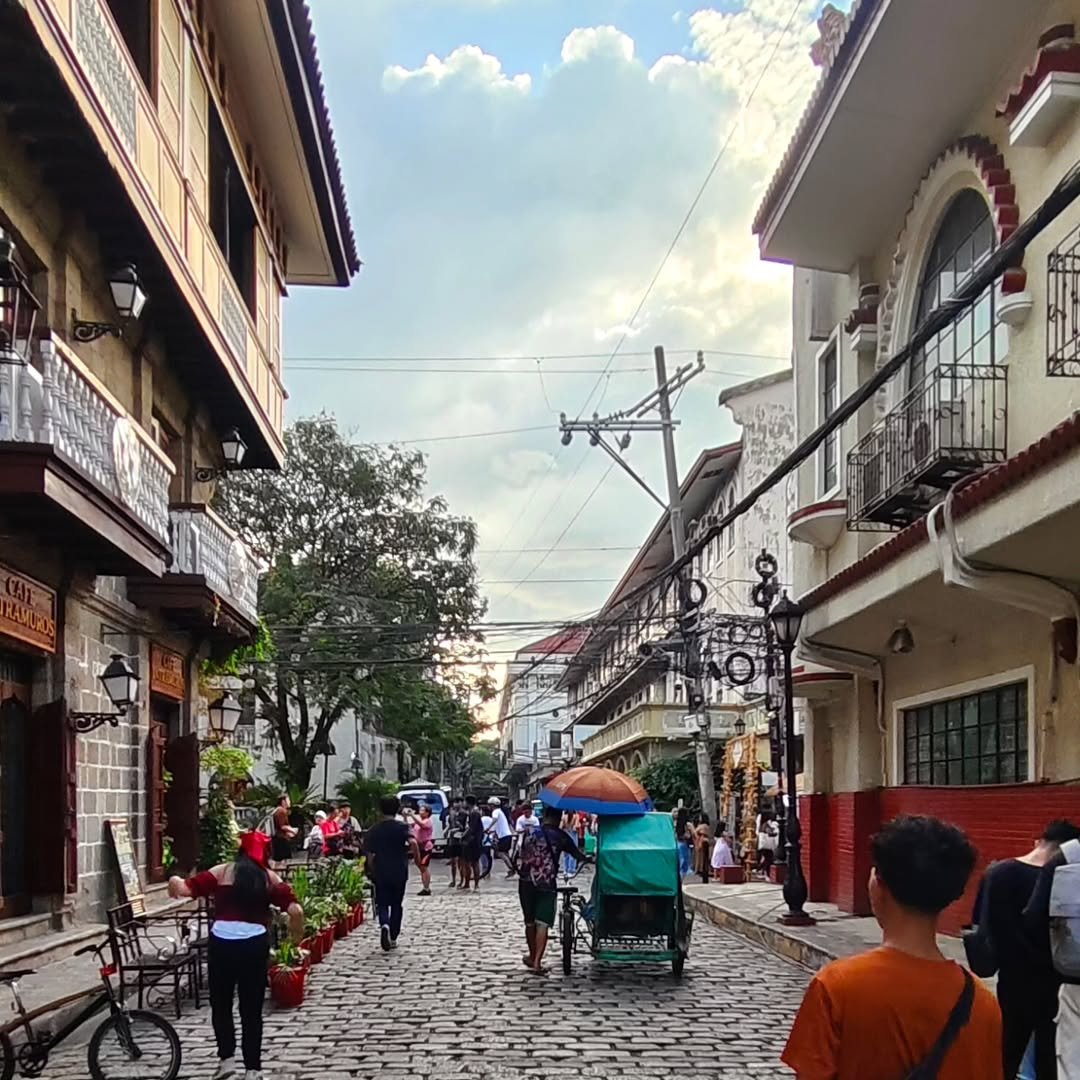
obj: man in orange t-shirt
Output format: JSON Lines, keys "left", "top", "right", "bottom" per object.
{"left": 782, "top": 815, "right": 1002, "bottom": 1080}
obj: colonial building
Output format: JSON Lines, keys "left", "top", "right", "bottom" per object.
{"left": 0, "top": 0, "right": 356, "bottom": 938}
{"left": 770, "top": 0, "right": 1080, "bottom": 932}
{"left": 496, "top": 628, "right": 590, "bottom": 796}
{"left": 562, "top": 371, "right": 795, "bottom": 774}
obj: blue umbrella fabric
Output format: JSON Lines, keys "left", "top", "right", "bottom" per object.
{"left": 539, "top": 765, "right": 653, "bottom": 816}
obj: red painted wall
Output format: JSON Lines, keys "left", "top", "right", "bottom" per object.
{"left": 800, "top": 793, "right": 830, "bottom": 902}
{"left": 880, "top": 784, "right": 1080, "bottom": 935}
{"left": 825, "top": 790, "right": 879, "bottom": 916}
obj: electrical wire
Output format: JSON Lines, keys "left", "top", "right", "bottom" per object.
{"left": 283, "top": 349, "right": 787, "bottom": 364}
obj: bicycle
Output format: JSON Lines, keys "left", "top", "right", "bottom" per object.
{"left": 0, "top": 936, "right": 182, "bottom": 1080}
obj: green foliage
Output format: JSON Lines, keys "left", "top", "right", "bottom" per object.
{"left": 198, "top": 789, "right": 239, "bottom": 870}
{"left": 242, "top": 778, "right": 322, "bottom": 827}
{"left": 335, "top": 774, "right": 398, "bottom": 826}
{"left": 632, "top": 755, "right": 701, "bottom": 813}
{"left": 293, "top": 858, "right": 368, "bottom": 936}
{"left": 270, "top": 939, "right": 303, "bottom": 972}
{"left": 465, "top": 739, "right": 504, "bottom": 788}
{"left": 214, "top": 415, "right": 493, "bottom": 790}
{"left": 201, "top": 620, "right": 274, "bottom": 679}
{"left": 200, "top": 745, "right": 254, "bottom": 783}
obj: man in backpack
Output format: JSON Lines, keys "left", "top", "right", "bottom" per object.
{"left": 783, "top": 815, "right": 1002, "bottom": 1079}
{"left": 1025, "top": 828, "right": 1080, "bottom": 1077}
{"left": 518, "top": 805, "right": 587, "bottom": 975}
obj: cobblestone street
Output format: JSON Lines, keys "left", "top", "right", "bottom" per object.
{"left": 43, "top": 873, "right": 809, "bottom": 1079}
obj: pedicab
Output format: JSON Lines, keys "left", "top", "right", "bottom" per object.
{"left": 539, "top": 768, "right": 694, "bottom": 978}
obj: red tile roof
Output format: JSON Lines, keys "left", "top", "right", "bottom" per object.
{"left": 520, "top": 627, "right": 590, "bottom": 657}
{"left": 802, "top": 411, "right": 1080, "bottom": 610}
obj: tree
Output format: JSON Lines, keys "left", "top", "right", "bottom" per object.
{"left": 464, "top": 739, "right": 504, "bottom": 790}
{"left": 632, "top": 754, "right": 700, "bottom": 812}
{"left": 215, "top": 416, "right": 492, "bottom": 789}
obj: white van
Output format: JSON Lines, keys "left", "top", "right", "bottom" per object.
{"left": 397, "top": 780, "right": 451, "bottom": 853}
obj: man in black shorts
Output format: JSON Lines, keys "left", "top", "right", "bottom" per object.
{"left": 460, "top": 796, "right": 484, "bottom": 892}
{"left": 445, "top": 797, "right": 466, "bottom": 888}
{"left": 518, "top": 806, "right": 587, "bottom": 974}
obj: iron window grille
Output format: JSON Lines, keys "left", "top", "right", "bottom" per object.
{"left": 1048, "top": 221, "right": 1080, "bottom": 376}
{"left": 902, "top": 681, "right": 1028, "bottom": 786}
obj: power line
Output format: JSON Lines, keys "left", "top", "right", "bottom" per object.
{"left": 283, "top": 348, "right": 787, "bottom": 364}
{"left": 478, "top": 546, "right": 638, "bottom": 554}
{"left": 369, "top": 425, "right": 552, "bottom": 446}
{"left": 481, "top": 578, "right": 618, "bottom": 585}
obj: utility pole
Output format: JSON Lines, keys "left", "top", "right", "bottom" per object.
{"left": 559, "top": 347, "right": 717, "bottom": 824}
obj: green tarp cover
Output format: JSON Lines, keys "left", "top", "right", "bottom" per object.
{"left": 596, "top": 813, "right": 679, "bottom": 897}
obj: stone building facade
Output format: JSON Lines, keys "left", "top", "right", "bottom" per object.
{"left": 0, "top": 0, "right": 356, "bottom": 931}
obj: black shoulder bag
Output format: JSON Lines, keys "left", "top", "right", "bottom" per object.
{"left": 961, "top": 865, "right": 999, "bottom": 977}
{"left": 903, "top": 972, "right": 975, "bottom": 1080}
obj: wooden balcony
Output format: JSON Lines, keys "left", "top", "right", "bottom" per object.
{"left": 128, "top": 505, "right": 261, "bottom": 644}
{"left": 0, "top": 335, "right": 173, "bottom": 575}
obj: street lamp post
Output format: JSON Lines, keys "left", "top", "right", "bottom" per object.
{"left": 769, "top": 591, "right": 815, "bottom": 927}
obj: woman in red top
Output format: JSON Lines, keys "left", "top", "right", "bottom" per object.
{"left": 319, "top": 807, "right": 343, "bottom": 856}
{"left": 169, "top": 832, "right": 302, "bottom": 1080}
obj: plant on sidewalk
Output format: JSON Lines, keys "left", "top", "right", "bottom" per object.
{"left": 335, "top": 774, "right": 398, "bottom": 826}
{"left": 631, "top": 754, "right": 701, "bottom": 812}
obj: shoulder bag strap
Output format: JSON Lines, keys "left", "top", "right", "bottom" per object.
{"left": 909, "top": 972, "right": 975, "bottom": 1079}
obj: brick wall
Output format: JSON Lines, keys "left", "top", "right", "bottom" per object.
{"left": 826, "top": 790, "right": 879, "bottom": 915}
{"left": 800, "top": 793, "right": 830, "bottom": 901}
{"left": 880, "top": 784, "right": 1080, "bottom": 935}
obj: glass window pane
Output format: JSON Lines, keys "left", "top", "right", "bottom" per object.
{"left": 964, "top": 728, "right": 979, "bottom": 758}
{"left": 963, "top": 758, "right": 980, "bottom": 784}
{"left": 932, "top": 761, "right": 948, "bottom": 785}
{"left": 980, "top": 691, "right": 998, "bottom": 725}
{"left": 948, "top": 759, "right": 964, "bottom": 785}
{"left": 918, "top": 712, "right": 932, "bottom": 736}
{"left": 1000, "top": 755, "right": 1016, "bottom": 784}
{"left": 947, "top": 729, "right": 963, "bottom": 759}
{"left": 918, "top": 762, "right": 931, "bottom": 784}
{"left": 919, "top": 735, "right": 931, "bottom": 761}
{"left": 932, "top": 704, "right": 946, "bottom": 732}
{"left": 981, "top": 756, "right": 999, "bottom": 784}
{"left": 1000, "top": 722, "right": 1016, "bottom": 752}
{"left": 933, "top": 732, "right": 947, "bottom": 759}
{"left": 963, "top": 698, "right": 979, "bottom": 727}
{"left": 947, "top": 701, "right": 962, "bottom": 730}
{"left": 1019, "top": 751, "right": 1029, "bottom": 781}
{"left": 906, "top": 760, "right": 917, "bottom": 784}
{"left": 980, "top": 724, "right": 998, "bottom": 755}
{"left": 1000, "top": 688, "right": 1017, "bottom": 723}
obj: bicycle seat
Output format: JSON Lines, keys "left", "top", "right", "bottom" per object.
{"left": 557, "top": 885, "right": 578, "bottom": 895}
{"left": 0, "top": 969, "right": 34, "bottom": 982}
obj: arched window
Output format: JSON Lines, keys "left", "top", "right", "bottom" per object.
{"left": 910, "top": 189, "right": 997, "bottom": 387}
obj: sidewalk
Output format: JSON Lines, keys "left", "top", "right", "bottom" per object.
{"left": 683, "top": 880, "right": 971, "bottom": 973}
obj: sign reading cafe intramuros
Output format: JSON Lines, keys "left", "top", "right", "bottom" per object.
{"left": 150, "top": 644, "right": 185, "bottom": 701}
{"left": 0, "top": 564, "right": 57, "bottom": 653}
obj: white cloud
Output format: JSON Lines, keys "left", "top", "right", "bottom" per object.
{"left": 290, "top": 1, "right": 828, "bottom": 634}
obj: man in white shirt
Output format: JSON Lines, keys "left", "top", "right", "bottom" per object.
{"left": 487, "top": 797, "right": 516, "bottom": 878}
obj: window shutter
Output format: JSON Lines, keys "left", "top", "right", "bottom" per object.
{"left": 26, "top": 699, "right": 71, "bottom": 896}
{"left": 164, "top": 733, "right": 200, "bottom": 874}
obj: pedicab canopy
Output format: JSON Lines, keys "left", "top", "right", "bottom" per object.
{"left": 596, "top": 813, "right": 680, "bottom": 897}
{"left": 539, "top": 765, "right": 653, "bottom": 816}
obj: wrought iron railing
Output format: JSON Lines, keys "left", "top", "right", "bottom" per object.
{"left": 847, "top": 363, "right": 1007, "bottom": 530}
{"left": 1048, "top": 223, "right": 1080, "bottom": 376}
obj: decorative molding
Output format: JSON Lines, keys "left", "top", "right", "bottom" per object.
{"left": 111, "top": 416, "right": 141, "bottom": 510}
{"left": 219, "top": 280, "right": 248, "bottom": 362}
{"left": 998, "top": 24, "right": 1080, "bottom": 120}
{"left": 876, "top": 136, "right": 1027, "bottom": 383}
{"left": 74, "top": 0, "right": 136, "bottom": 153}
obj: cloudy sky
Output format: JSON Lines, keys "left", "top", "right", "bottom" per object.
{"left": 285, "top": 0, "right": 845, "bottom": 660}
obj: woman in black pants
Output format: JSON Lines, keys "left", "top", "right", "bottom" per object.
{"left": 169, "top": 831, "right": 303, "bottom": 1080}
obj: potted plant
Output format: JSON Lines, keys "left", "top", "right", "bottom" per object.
{"left": 269, "top": 941, "right": 306, "bottom": 1008}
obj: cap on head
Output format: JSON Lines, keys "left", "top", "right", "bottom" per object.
{"left": 488, "top": 796, "right": 501, "bottom": 806}
{"left": 314, "top": 810, "right": 327, "bottom": 822}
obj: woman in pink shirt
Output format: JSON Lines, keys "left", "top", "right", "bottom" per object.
{"left": 409, "top": 805, "right": 435, "bottom": 896}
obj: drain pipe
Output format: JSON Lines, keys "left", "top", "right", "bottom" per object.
{"left": 927, "top": 487, "right": 1080, "bottom": 779}
{"left": 795, "top": 638, "right": 889, "bottom": 784}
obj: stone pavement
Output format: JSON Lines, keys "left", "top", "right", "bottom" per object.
{"left": 38, "top": 871, "right": 811, "bottom": 1079}
{"left": 683, "top": 880, "right": 970, "bottom": 974}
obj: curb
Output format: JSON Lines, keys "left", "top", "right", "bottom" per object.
{"left": 685, "top": 893, "right": 835, "bottom": 972}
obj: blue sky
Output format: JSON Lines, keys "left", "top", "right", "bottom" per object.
{"left": 286, "top": 1, "right": 844, "bottom": 650}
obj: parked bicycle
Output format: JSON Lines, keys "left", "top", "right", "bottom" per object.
{"left": 0, "top": 936, "right": 182, "bottom": 1080}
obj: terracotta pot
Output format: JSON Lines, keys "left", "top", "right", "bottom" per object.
{"left": 269, "top": 966, "right": 305, "bottom": 1008}
{"left": 355, "top": 903, "right": 365, "bottom": 925}
{"left": 305, "top": 934, "right": 324, "bottom": 965}
{"left": 334, "top": 917, "right": 348, "bottom": 939}
{"left": 321, "top": 927, "right": 334, "bottom": 954}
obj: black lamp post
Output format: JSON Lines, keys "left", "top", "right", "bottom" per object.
{"left": 768, "top": 591, "right": 815, "bottom": 926}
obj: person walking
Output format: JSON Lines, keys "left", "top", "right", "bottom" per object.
{"left": 757, "top": 812, "right": 780, "bottom": 877}
{"left": 488, "top": 796, "right": 516, "bottom": 877}
{"left": 561, "top": 811, "right": 580, "bottom": 878}
{"left": 365, "top": 795, "right": 421, "bottom": 951}
{"left": 783, "top": 815, "right": 1002, "bottom": 1079}
{"left": 270, "top": 793, "right": 297, "bottom": 866}
{"left": 693, "top": 814, "right": 714, "bottom": 878}
{"left": 971, "top": 819, "right": 1080, "bottom": 1079}
{"left": 675, "top": 808, "right": 693, "bottom": 877}
{"left": 461, "top": 795, "right": 484, "bottom": 892}
{"left": 410, "top": 804, "right": 435, "bottom": 896}
{"left": 169, "top": 832, "right": 302, "bottom": 1080}
{"left": 445, "top": 797, "right": 466, "bottom": 888}
{"left": 518, "top": 806, "right": 588, "bottom": 975}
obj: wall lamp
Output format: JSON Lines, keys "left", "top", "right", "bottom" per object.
{"left": 72, "top": 264, "right": 148, "bottom": 343}
{"left": 195, "top": 428, "right": 248, "bottom": 483}
{"left": 71, "top": 654, "right": 140, "bottom": 734}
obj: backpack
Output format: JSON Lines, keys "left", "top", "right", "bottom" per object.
{"left": 519, "top": 827, "right": 558, "bottom": 887}
{"left": 1049, "top": 838, "right": 1080, "bottom": 978}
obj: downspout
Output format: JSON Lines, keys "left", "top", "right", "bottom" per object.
{"left": 927, "top": 487, "right": 1080, "bottom": 780}
{"left": 796, "top": 638, "right": 889, "bottom": 784}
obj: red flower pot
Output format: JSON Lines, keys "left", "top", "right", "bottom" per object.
{"left": 320, "top": 927, "right": 334, "bottom": 954}
{"left": 334, "top": 917, "right": 348, "bottom": 939}
{"left": 269, "top": 966, "right": 305, "bottom": 1008}
{"left": 305, "top": 934, "right": 324, "bottom": 965}
{"left": 354, "top": 903, "right": 365, "bottom": 925}
{"left": 349, "top": 908, "right": 360, "bottom": 930}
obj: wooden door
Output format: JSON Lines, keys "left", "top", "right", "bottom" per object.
{"left": 147, "top": 712, "right": 168, "bottom": 883}
{"left": 164, "top": 734, "right": 199, "bottom": 875}
{"left": 26, "top": 699, "right": 68, "bottom": 899}
{"left": 0, "top": 696, "right": 29, "bottom": 916}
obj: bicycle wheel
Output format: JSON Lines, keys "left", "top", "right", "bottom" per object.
{"left": 0, "top": 1031, "right": 13, "bottom": 1080}
{"left": 88, "top": 1009, "right": 181, "bottom": 1080}
{"left": 561, "top": 905, "right": 574, "bottom": 975}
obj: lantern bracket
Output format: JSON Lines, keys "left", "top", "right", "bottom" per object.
{"left": 70, "top": 710, "right": 124, "bottom": 734}
{"left": 71, "top": 315, "right": 122, "bottom": 344}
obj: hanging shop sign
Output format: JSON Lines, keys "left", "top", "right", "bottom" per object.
{"left": 149, "top": 644, "right": 185, "bottom": 701}
{"left": 0, "top": 563, "right": 57, "bottom": 653}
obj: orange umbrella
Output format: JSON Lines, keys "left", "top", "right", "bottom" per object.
{"left": 539, "top": 766, "right": 652, "bottom": 815}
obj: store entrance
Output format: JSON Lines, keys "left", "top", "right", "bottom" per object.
{"left": 0, "top": 656, "right": 32, "bottom": 917}
{"left": 147, "top": 698, "right": 178, "bottom": 883}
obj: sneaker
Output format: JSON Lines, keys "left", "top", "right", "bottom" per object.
{"left": 212, "top": 1061, "right": 236, "bottom": 1080}
{"left": 418, "top": 888, "right": 431, "bottom": 896}
{"left": 380, "top": 925, "right": 391, "bottom": 952}
{"left": 389, "top": 937, "right": 399, "bottom": 950}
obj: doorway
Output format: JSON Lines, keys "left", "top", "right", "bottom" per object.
{"left": 147, "top": 698, "right": 179, "bottom": 883}
{"left": 0, "top": 656, "right": 32, "bottom": 917}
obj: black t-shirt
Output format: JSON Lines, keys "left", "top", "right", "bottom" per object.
{"left": 466, "top": 808, "right": 485, "bottom": 844}
{"left": 364, "top": 819, "right": 411, "bottom": 886}
{"left": 974, "top": 859, "right": 1048, "bottom": 986}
